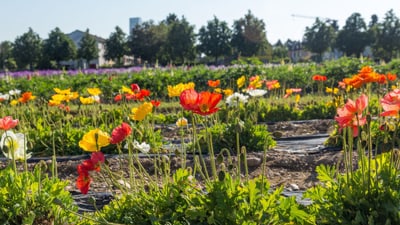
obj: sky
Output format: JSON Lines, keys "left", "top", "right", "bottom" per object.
{"left": 1, "top": 0, "right": 399, "bottom": 44}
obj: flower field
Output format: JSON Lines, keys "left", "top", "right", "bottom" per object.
{"left": 2, "top": 58, "right": 400, "bottom": 224}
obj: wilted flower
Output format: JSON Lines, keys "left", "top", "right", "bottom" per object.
{"left": 226, "top": 92, "right": 249, "bottom": 107}
{"left": 0, "top": 130, "right": 31, "bottom": 160}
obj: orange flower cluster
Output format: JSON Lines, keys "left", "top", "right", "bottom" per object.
{"left": 312, "top": 75, "right": 327, "bottom": 81}
{"left": 342, "top": 66, "right": 397, "bottom": 89}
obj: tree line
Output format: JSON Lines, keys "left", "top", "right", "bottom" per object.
{"left": 1, "top": 9, "right": 400, "bottom": 71}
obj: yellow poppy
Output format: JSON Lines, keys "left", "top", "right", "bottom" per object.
{"left": 237, "top": 76, "right": 246, "bottom": 88}
{"left": 223, "top": 88, "right": 233, "bottom": 96}
{"left": 54, "top": 88, "right": 71, "bottom": 95}
{"left": 79, "top": 129, "right": 110, "bottom": 152}
{"left": 121, "top": 86, "right": 134, "bottom": 94}
{"left": 80, "top": 96, "right": 95, "bottom": 105}
{"left": 176, "top": 117, "right": 188, "bottom": 127}
{"left": 10, "top": 100, "right": 18, "bottom": 106}
{"left": 87, "top": 88, "right": 102, "bottom": 96}
{"left": 130, "top": 102, "right": 153, "bottom": 121}
{"left": 167, "top": 82, "right": 195, "bottom": 97}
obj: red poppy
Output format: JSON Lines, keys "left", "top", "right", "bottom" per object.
{"left": 0, "top": 116, "right": 18, "bottom": 130}
{"left": 376, "top": 74, "right": 387, "bottom": 84}
{"left": 110, "top": 122, "right": 132, "bottom": 144}
{"left": 130, "top": 83, "right": 140, "bottom": 92}
{"left": 180, "top": 89, "right": 222, "bottom": 116}
{"left": 151, "top": 100, "right": 161, "bottom": 107}
{"left": 312, "top": 75, "right": 327, "bottom": 81}
{"left": 387, "top": 73, "right": 397, "bottom": 81}
{"left": 114, "top": 94, "right": 123, "bottom": 102}
{"left": 90, "top": 152, "right": 105, "bottom": 171}
{"left": 76, "top": 172, "right": 91, "bottom": 194}
{"left": 194, "top": 91, "right": 222, "bottom": 115}
{"left": 137, "top": 89, "right": 151, "bottom": 100}
{"left": 180, "top": 89, "right": 199, "bottom": 111}
{"left": 77, "top": 160, "right": 94, "bottom": 174}
{"left": 208, "top": 80, "right": 220, "bottom": 87}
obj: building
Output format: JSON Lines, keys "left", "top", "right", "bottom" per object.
{"left": 129, "top": 17, "right": 142, "bottom": 34}
{"left": 63, "top": 30, "right": 109, "bottom": 69}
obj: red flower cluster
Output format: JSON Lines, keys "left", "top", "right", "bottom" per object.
{"left": 76, "top": 152, "right": 105, "bottom": 194}
{"left": 312, "top": 75, "right": 327, "bottom": 81}
{"left": 180, "top": 89, "right": 222, "bottom": 116}
{"left": 114, "top": 83, "right": 151, "bottom": 102}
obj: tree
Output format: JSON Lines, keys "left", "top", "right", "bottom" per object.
{"left": 164, "top": 15, "right": 196, "bottom": 64}
{"left": 231, "top": 10, "right": 272, "bottom": 59}
{"left": 303, "top": 18, "right": 336, "bottom": 61}
{"left": 105, "top": 26, "right": 128, "bottom": 66}
{"left": 78, "top": 29, "right": 99, "bottom": 67}
{"left": 43, "top": 27, "right": 76, "bottom": 67}
{"left": 336, "top": 13, "right": 371, "bottom": 57}
{"left": 272, "top": 40, "right": 289, "bottom": 62}
{"left": 0, "top": 41, "right": 17, "bottom": 70}
{"left": 128, "top": 21, "right": 168, "bottom": 64}
{"left": 198, "top": 16, "right": 232, "bottom": 64}
{"left": 12, "top": 28, "right": 42, "bottom": 70}
{"left": 373, "top": 9, "right": 400, "bottom": 61}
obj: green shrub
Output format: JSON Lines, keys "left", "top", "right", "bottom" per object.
{"left": 0, "top": 164, "right": 78, "bottom": 224}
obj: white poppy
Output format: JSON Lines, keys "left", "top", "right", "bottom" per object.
{"left": 133, "top": 140, "right": 151, "bottom": 153}
{"left": 246, "top": 89, "right": 267, "bottom": 97}
{"left": 0, "top": 93, "right": 9, "bottom": 101}
{"left": 226, "top": 92, "right": 249, "bottom": 107}
{"left": 0, "top": 131, "right": 31, "bottom": 160}
{"left": 8, "top": 89, "right": 21, "bottom": 96}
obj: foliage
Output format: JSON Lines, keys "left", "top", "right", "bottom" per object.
{"left": 77, "top": 29, "right": 99, "bottom": 66}
{"left": 303, "top": 18, "right": 337, "bottom": 61}
{"left": 198, "top": 16, "right": 232, "bottom": 64}
{"left": 335, "top": 13, "right": 372, "bottom": 57}
{"left": 231, "top": 10, "right": 272, "bottom": 59}
{"left": 81, "top": 169, "right": 314, "bottom": 224}
{"left": 105, "top": 26, "right": 128, "bottom": 66}
{"left": 373, "top": 9, "right": 400, "bottom": 62}
{"left": 43, "top": 27, "right": 77, "bottom": 66}
{"left": 305, "top": 153, "right": 400, "bottom": 224}
{"left": 197, "top": 119, "right": 276, "bottom": 153}
{"left": 0, "top": 163, "right": 78, "bottom": 224}
{"left": 12, "top": 28, "right": 42, "bottom": 70}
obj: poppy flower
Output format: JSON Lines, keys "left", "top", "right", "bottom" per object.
{"left": 0, "top": 130, "right": 31, "bottom": 160}
{"left": 151, "top": 100, "right": 161, "bottom": 107}
{"left": 168, "top": 82, "right": 195, "bottom": 97}
{"left": 180, "top": 89, "right": 222, "bottom": 116}
{"left": 76, "top": 172, "right": 91, "bottom": 194}
{"left": 130, "top": 83, "right": 140, "bottom": 92}
{"left": 79, "top": 129, "right": 110, "bottom": 152}
{"left": 114, "top": 94, "right": 123, "bottom": 102}
{"left": 335, "top": 94, "right": 368, "bottom": 137}
{"left": 208, "top": 80, "right": 220, "bottom": 87}
{"left": 387, "top": 73, "right": 397, "bottom": 81}
{"left": 136, "top": 89, "right": 151, "bottom": 101}
{"left": 237, "top": 76, "right": 246, "bottom": 88}
{"left": 90, "top": 152, "right": 105, "bottom": 172}
{"left": 180, "top": 89, "right": 199, "bottom": 111}
{"left": 176, "top": 117, "right": 188, "bottom": 127}
{"left": 380, "top": 89, "right": 400, "bottom": 117}
{"left": 110, "top": 122, "right": 132, "bottom": 144}
{"left": 87, "top": 88, "right": 102, "bottom": 96}
{"left": 0, "top": 116, "right": 18, "bottom": 130}
{"left": 130, "top": 102, "right": 153, "bottom": 121}
{"left": 248, "top": 75, "right": 262, "bottom": 89}
{"left": 312, "top": 75, "right": 327, "bottom": 81}
{"left": 18, "top": 92, "right": 36, "bottom": 103}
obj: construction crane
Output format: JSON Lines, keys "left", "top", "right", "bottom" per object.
{"left": 291, "top": 14, "right": 337, "bottom": 23}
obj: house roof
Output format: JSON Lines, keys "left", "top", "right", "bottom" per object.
{"left": 67, "top": 30, "right": 106, "bottom": 47}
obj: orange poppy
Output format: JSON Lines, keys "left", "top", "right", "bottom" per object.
{"left": 180, "top": 89, "right": 222, "bottom": 116}
{"left": 387, "top": 73, "right": 397, "bottom": 81}
{"left": 208, "top": 79, "right": 220, "bottom": 87}
{"left": 18, "top": 92, "right": 36, "bottom": 103}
